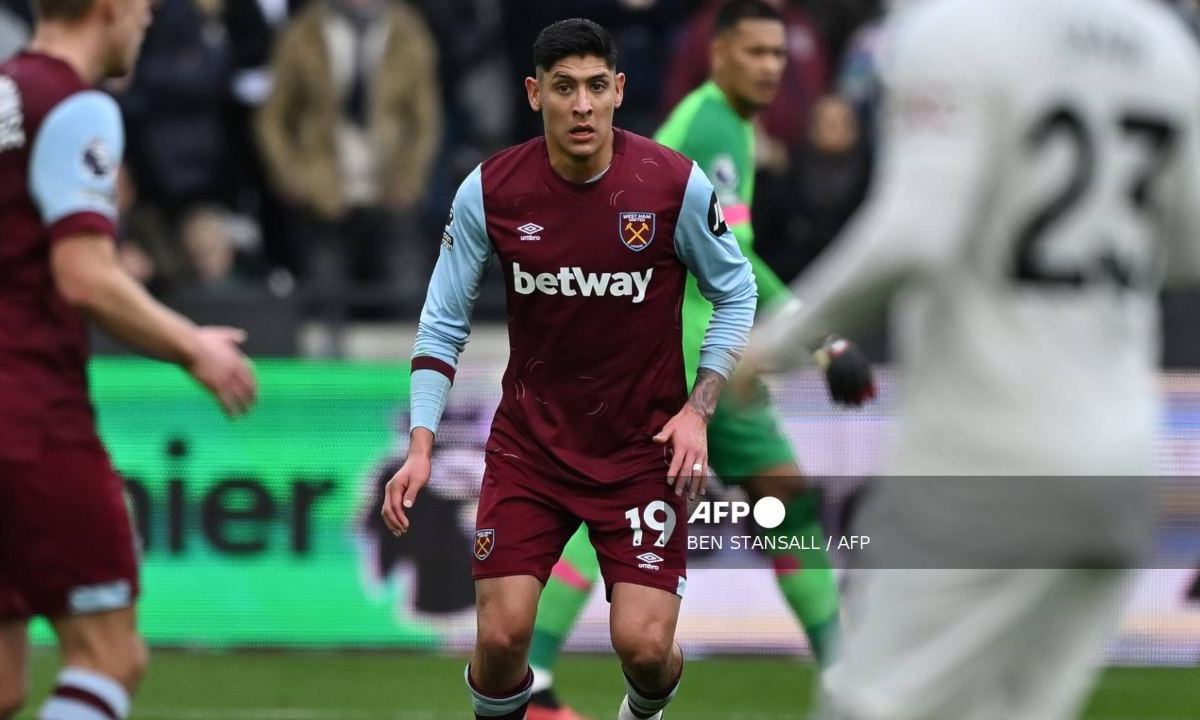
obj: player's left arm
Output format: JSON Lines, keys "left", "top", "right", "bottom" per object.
{"left": 654, "top": 162, "right": 757, "bottom": 499}
{"left": 747, "top": 10, "right": 995, "bottom": 373}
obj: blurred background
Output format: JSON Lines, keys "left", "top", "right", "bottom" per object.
{"left": 7, "top": 0, "right": 1200, "bottom": 717}
{"left": 4, "top": 0, "right": 890, "bottom": 354}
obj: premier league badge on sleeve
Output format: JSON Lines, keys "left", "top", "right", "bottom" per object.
{"left": 619, "top": 212, "right": 656, "bottom": 252}
{"left": 80, "top": 138, "right": 114, "bottom": 181}
{"left": 474, "top": 528, "right": 495, "bottom": 561}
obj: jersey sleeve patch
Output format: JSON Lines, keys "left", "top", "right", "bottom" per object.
{"left": 441, "top": 206, "right": 455, "bottom": 250}
{"left": 28, "top": 90, "right": 124, "bottom": 236}
{"left": 708, "top": 153, "right": 740, "bottom": 206}
{"left": 707, "top": 191, "right": 729, "bottom": 238}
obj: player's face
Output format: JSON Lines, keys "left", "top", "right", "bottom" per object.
{"left": 713, "top": 19, "right": 787, "bottom": 112}
{"left": 103, "top": 0, "right": 154, "bottom": 78}
{"left": 527, "top": 55, "right": 625, "bottom": 165}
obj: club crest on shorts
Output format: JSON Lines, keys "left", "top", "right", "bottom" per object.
{"left": 619, "top": 212, "right": 656, "bottom": 252}
{"left": 474, "top": 528, "right": 495, "bottom": 561}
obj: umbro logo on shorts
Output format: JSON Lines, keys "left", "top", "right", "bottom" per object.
{"left": 636, "top": 552, "right": 664, "bottom": 570}
{"left": 474, "top": 529, "right": 495, "bottom": 561}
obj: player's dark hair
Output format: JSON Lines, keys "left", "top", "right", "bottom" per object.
{"left": 714, "top": 0, "right": 784, "bottom": 36}
{"left": 33, "top": 0, "right": 95, "bottom": 21}
{"left": 534, "top": 18, "right": 618, "bottom": 72}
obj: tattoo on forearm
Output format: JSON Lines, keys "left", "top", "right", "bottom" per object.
{"left": 688, "top": 369, "right": 726, "bottom": 423}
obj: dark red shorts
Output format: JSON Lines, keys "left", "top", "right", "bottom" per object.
{"left": 0, "top": 439, "right": 140, "bottom": 620}
{"left": 472, "top": 453, "right": 688, "bottom": 600}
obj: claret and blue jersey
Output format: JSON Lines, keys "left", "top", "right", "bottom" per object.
{"left": 0, "top": 51, "right": 123, "bottom": 460}
{"left": 411, "top": 129, "right": 757, "bottom": 483}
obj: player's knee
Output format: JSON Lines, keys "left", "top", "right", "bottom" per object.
{"left": 612, "top": 628, "right": 675, "bottom": 674}
{"left": 475, "top": 623, "right": 533, "bottom": 664}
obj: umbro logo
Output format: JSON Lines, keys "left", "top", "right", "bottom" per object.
{"left": 637, "top": 552, "right": 664, "bottom": 570}
{"left": 517, "top": 223, "right": 544, "bottom": 242}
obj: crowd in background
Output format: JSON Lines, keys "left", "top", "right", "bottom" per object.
{"left": 0, "top": 0, "right": 897, "bottom": 321}
{"left": 0, "top": 0, "right": 893, "bottom": 321}
{"left": 11, "top": 0, "right": 1192, "bottom": 325}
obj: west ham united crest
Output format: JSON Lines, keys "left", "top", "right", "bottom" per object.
{"left": 474, "top": 528, "right": 495, "bottom": 561}
{"left": 619, "top": 212, "right": 656, "bottom": 252}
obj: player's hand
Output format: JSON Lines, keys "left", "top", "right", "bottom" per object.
{"left": 186, "top": 326, "right": 257, "bottom": 417}
{"left": 381, "top": 454, "right": 431, "bottom": 536}
{"left": 815, "top": 336, "right": 876, "bottom": 407}
{"left": 653, "top": 405, "right": 709, "bottom": 500}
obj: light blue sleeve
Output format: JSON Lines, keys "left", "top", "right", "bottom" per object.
{"left": 29, "top": 91, "right": 123, "bottom": 227}
{"left": 674, "top": 162, "right": 758, "bottom": 378}
{"left": 410, "top": 165, "right": 492, "bottom": 434}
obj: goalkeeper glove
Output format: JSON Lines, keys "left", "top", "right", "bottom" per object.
{"left": 814, "top": 336, "right": 876, "bottom": 407}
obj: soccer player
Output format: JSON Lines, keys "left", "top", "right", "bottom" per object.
{"left": 744, "top": 0, "right": 1200, "bottom": 717}
{"left": 0, "top": 2, "right": 258, "bottom": 719}
{"left": 381, "top": 18, "right": 759, "bottom": 720}
{"left": 526, "top": 3, "right": 875, "bottom": 717}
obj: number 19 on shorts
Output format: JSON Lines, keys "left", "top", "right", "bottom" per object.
{"left": 625, "top": 501, "right": 677, "bottom": 548}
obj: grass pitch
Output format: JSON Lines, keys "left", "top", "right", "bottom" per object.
{"left": 19, "top": 651, "right": 1200, "bottom": 719}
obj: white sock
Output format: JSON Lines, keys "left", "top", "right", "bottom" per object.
{"left": 39, "top": 668, "right": 130, "bottom": 720}
{"left": 530, "top": 665, "right": 554, "bottom": 694}
{"left": 620, "top": 664, "right": 681, "bottom": 720}
{"left": 465, "top": 664, "right": 533, "bottom": 718}
{"left": 619, "top": 695, "right": 662, "bottom": 720}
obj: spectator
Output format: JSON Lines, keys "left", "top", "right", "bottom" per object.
{"left": 415, "top": 0, "right": 509, "bottom": 162}
{"left": 0, "top": 0, "right": 30, "bottom": 27}
{"left": 257, "top": 0, "right": 442, "bottom": 320}
{"left": 761, "top": 95, "right": 870, "bottom": 281}
{"left": 181, "top": 207, "right": 242, "bottom": 290}
{"left": 500, "top": 0, "right": 685, "bottom": 141}
{"left": 223, "top": 0, "right": 310, "bottom": 276}
{"left": 115, "top": 164, "right": 175, "bottom": 293}
{"left": 795, "top": 0, "right": 880, "bottom": 69}
{"left": 663, "top": 0, "right": 829, "bottom": 154}
{"left": 0, "top": 2, "right": 27, "bottom": 62}
{"left": 120, "top": 0, "right": 233, "bottom": 220}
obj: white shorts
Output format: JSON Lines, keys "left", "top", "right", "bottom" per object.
{"left": 818, "top": 567, "right": 1129, "bottom": 720}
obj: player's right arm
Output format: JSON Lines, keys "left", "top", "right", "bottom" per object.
{"left": 383, "top": 165, "right": 491, "bottom": 536}
{"left": 51, "top": 237, "right": 256, "bottom": 415}
{"left": 746, "top": 6, "right": 994, "bottom": 372}
{"left": 30, "top": 91, "right": 256, "bottom": 416}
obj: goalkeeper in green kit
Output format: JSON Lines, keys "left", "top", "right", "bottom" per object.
{"left": 527, "top": 3, "right": 876, "bottom": 718}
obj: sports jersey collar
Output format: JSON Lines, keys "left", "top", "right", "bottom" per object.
{"left": 16, "top": 50, "right": 89, "bottom": 88}
{"left": 539, "top": 128, "right": 627, "bottom": 201}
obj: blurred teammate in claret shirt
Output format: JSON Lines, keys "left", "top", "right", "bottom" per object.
{"left": 0, "top": 2, "right": 256, "bottom": 719}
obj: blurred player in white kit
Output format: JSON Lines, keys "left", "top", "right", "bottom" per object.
{"left": 743, "top": 0, "right": 1200, "bottom": 717}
